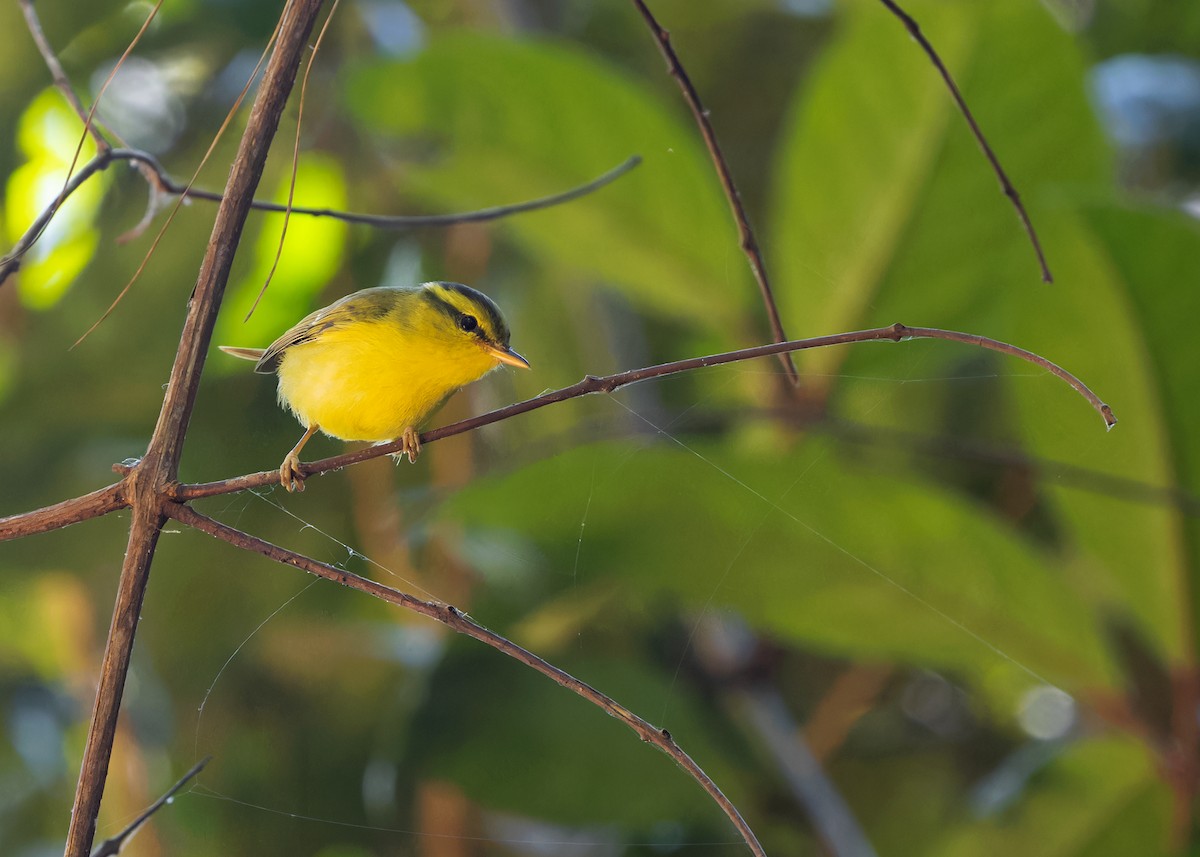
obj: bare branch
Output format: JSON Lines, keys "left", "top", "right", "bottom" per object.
{"left": 18, "top": 0, "right": 109, "bottom": 152}
{"left": 211, "top": 154, "right": 642, "bottom": 228}
{"left": 177, "top": 322, "right": 1115, "bottom": 499}
{"left": 89, "top": 757, "right": 209, "bottom": 857}
{"left": 629, "top": 0, "right": 799, "bottom": 384}
{"left": 875, "top": 0, "right": 1053, "bottom": 283}
{"left": 0, "top": 482, "right": 126, "bottom": 542}
{"left": 166, "top": 502, "right": 768, "bottom": 857}
{"left": 0, "top": 146, "right": 641, "bottom": 289}
{"left": 62, "top": 2, "right": 328, "bottom": 854}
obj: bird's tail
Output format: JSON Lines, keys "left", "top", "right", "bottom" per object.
{"left": 219, "top": 345, "right": 266, "bottom": 362}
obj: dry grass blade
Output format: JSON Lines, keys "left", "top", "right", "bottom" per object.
{"left": 245, "top": 0, "right": 342, "bottom": 322}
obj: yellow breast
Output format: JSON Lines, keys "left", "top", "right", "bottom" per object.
{"left": 275, "top": 318, "right": 498, "bottom": 442}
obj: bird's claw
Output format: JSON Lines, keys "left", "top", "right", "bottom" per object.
{"left": 279, "top": 454, "right": 306, "bottom": 492}
{"left": 400, "top": 427, "right": 421, "bottom": 463}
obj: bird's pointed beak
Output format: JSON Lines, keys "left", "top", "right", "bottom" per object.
{"left": 488, "top": 344, "right": 531, "bottom": 369}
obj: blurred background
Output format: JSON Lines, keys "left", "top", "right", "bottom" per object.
{"left": 2, "top": 0, "right": 1199, "bottom": 854}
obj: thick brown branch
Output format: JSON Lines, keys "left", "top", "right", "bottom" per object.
{"left": 166, "top": 501, "right": 767, "bottom": 857}
{"left": 875, "top": 0, "right": 1052, "bottom": 283}
{"left": 62, "top": 3, "right": 327, "bottom": 855}
{"left": 0, "top": 482, "right": 126, "bottom": 542}
{"left": 177, "top": 322, "right": 1115, "bottom": 500}
{"left": 629, "top": 0, "right": 798, "bottom": 384}
{"left": 0, "top": 147, "right": 640, "bottom": 289}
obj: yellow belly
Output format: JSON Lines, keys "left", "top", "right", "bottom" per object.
{"left": 275, "top": 320, "right": 495, "bottom": 441}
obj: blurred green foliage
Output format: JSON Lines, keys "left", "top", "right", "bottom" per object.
{"left": 2, "top": 0, "right": 1199, "bottom": 855}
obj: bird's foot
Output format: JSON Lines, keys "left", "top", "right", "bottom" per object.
{"left": 400, "top": 427, "right": 421, "bottom": 463}
{"left": 279, "top": 453, "right": 306, "bottom": 492}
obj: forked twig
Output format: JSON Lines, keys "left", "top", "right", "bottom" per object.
{"left": 0, "top": 146, "right": 640, "bottom": 289}
{"left": 875, "top": 0, "right": 1052, "bottom": 283}
{"left": 629, "top": 0, "right": 799, "bottom": 385}
{"left": 166, "top": 502, "right": 768, "bottom": 857}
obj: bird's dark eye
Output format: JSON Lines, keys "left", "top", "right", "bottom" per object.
{"left": 458, "top": 314, "right": 478, "bottom": 332}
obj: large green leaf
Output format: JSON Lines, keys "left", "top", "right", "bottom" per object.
{"left": 770, "top": 0, "right": 978, "bottom": 375}
{"left": 1083, "top": 205, "right": 1200, "bottom": 652}
{"left": 774, "top": 0, "right": 1185, "bottom": 662}
{"left": 342, "top": 33, "right": 741, "bottom": 325}
{"left": 434, "top": 439, "right": 1115, "bottom": 691}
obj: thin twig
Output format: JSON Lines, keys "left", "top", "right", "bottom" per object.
{"left": 0, "top": 322, "right": 1115, "bottom": 537}
{"left": 0, "top": 151, "right": 120, "bottom": 284}
{"left": 89, "top": 757, "right": 210, "bottom": 857}
{"left": 166, "top": 501, "right": 767, "bottom": 857}
{"left": 629, "top": 0, "right": 799, "bottom": 385}
{"left": 17, "top": 0, "right": 165, "bottom": 268}
{"left": 0, "top": 147, "right": 640, "bottom": 289}
{"left": 875, "top": 0, "right": 1052, "bottom": 283}
{"left": 17, "top": 0, "right": 109, "bottom": 152}
{"left": 177, "top": 322, "right": 1115, "bottom": 499}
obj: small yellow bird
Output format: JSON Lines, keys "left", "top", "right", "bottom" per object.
{"left": 220, "top": 281, "right": 529, "bottom": 491}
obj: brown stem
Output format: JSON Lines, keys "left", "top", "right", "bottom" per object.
{"left": 61, "top": 3, "right": 326, "bottom": 855}
{"left": 0, "top": 147, "right": 640, "bottom": 289}
{"left": 875, "top": 0, "right": 1052, "bottom": 283}
{"left": 0, "top": 482, "right": 126, "bottom": 542}
{"left": 178, "top": 322, "right": 1115, "bottom": 499}
{"left": 629, "top": 0, "right": 798, "bottom": 385}
{"left": 166, "top": 501, "right": 767, "bottom": 857}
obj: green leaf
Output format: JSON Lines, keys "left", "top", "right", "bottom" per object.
{"left": 774, "top": 0, "right": 1185, "bottom": 663}
{"left": 770, "top": 0, "right": 979, "bottom": 374}
{"left": 434, "top": 439, "right": 1115, "bottom": 690}
{"left": 342, "top": 33, "right": 740, "bottom": 325}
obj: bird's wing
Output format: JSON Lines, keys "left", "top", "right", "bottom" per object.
{"left": 253, "top": 290, "right": 395, "bottom": 374}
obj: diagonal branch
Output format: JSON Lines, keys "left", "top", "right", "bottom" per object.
{"left": 61, "top": 3, "right": 328, "bottom": 855}
{"left": 89, "top": 757, "right": 209, "bottom": 857}
{"left": 166, "top": 501, "right": 767, "bottom": 857}
{"left": 629, "top": 0, "right": 799, "bottom": 385}
{"left": 177, "top": 322, "right": 1115, "bottom": 500}
{"left": 875, "top": 0, "right": 1052, "bottom": 283}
